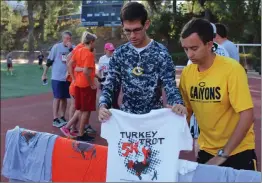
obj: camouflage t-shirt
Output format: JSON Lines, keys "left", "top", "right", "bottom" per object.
{"left": 99, "top": 41, "right": 183, "bottom": 114}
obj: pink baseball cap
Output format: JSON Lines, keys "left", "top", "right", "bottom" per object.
{"left": 104, "top": 43, "right": 115, "bottom": 51}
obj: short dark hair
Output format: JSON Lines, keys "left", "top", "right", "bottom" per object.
{"left": 120, "top": 2, "right": 148, "bottom": 26}
{"left": 215, "top": 23, "right": 227, "bottom": 38}
{"left": 180, "top": 18, "right": 213, "bottom": 44}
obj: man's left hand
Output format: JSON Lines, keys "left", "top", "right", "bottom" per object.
{"left": 66, "top": 42, "right": 72, "bottom": 48}
{"left": 206, "top": 156, "right": 227, "bottom": 166}
{"left": 167, "top": 104, "right": 187, "bottom": 115}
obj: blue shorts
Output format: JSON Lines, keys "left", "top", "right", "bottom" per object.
{"left": 51, "top": 80, "right": 70, "bottom": 99}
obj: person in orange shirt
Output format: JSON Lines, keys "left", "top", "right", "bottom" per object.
{"left": 62, "top": 42, "right": 97, "bottom": 138}
{"left": 68, "top": 31, "right": 97, "bottom": 142}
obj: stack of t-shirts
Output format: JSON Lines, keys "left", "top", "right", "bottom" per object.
{"left": 178, "top": 160, "right": 261, "bottom": 182}
{"left": 2, "top": 127, "right": 261, "bottom": 182}
{"left": 2, "top": 126, "right": 58, "bottom": 182}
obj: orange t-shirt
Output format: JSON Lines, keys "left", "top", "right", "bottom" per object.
{"left": 66, "top": 43, "right": 85, "bottom": 82}
{"left": 72, "top": 47, "right": 95, "bottom": 88}
{"left": 52, "top": 137, "right": 107, "bottom": 182}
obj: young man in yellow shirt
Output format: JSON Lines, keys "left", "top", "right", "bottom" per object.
{"left": 179, "top": 18, "right": 257, "bottom": 170}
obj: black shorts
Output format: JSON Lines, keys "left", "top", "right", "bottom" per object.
{"left": 38, "top": 59, "right": 43, "bottom": 65}
{"left": 7, "top": 63, "right": 13, "bottom": 69}
{"left": 197, "top": 150, "right": 257, "bottom": 171}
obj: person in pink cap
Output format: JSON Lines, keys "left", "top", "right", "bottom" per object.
{"left": 98, "top": 43, "right": 120, "bottom": 109}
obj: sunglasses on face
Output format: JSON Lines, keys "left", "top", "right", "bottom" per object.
{"left": 123, "top": 26, "right": 144, "bottom": 35}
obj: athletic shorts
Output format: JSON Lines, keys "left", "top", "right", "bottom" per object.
{"left": 7, "top": 63, "right": 13, "bottom": 69}
{"left": 75, "top": 86, "right": 97, "bottom": 111}
{"left": 38, "top": 59, "right": 43, "bottom": 65}
{"left": 51, "top": 80, "right": 70, "bottom": 99}
{"left": 197, "top": 149, "right": 257, "bottom": 171}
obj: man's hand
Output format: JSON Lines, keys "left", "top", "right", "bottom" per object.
{"left": 166, "top": 104, "right": 188, "bottom": 115}
{"left": 98, "top": 105, "right": 112, "bottom": 122}
{"left": 42, "top": 74, "right": 47, "bottom": 81}
{"left": 206, "top": 156, "right": 227, "bottom": 166}
{"left": 66, "top": 42, "right": 72, "bottom": 48}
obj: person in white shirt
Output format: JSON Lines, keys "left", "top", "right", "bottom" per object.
{"left": 98, "top": 43, "right": 115, "bottom": 89}
{"left": 98, "top": 43, "right": 120, "bottom": 109}
{"left": 214, "top": 23, "right": 240, "bottom": 62}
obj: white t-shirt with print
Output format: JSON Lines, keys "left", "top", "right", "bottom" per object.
{"left": 101, "top": 108, "right": 193, "bottom": 182}
{"left": 98, "top": 55, "right": 111, "bottom": 79}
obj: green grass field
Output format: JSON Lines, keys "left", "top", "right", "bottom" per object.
{"left": 1, "top": 63, "right": 52, "bottom": 99}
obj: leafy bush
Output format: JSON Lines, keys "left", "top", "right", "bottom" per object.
{"left": 239, "top": 53, "right": 261, "bottom": 69}
{"left": 171, "top": 52, "right": 188, "bottom": 66}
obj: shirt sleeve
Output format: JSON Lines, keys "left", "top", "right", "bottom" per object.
{"left": 228, "top": 63, "right": 253, "bottom": 113}
{"left": 179, "top": 69, "right": 193, "bottom": 122}
{"left": 99, "top": 52, "right": 121, "bottom": 108}
{"left": 47, "top": 44, "right": 57, "bottom": 61}
{"left": 98, "top": 57, "right": 103, "bottom": 71}
{"left": 160, "top": 52, "right": 184, "bottom": 106}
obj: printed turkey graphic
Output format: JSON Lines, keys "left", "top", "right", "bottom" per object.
{"left": 72, "top": 141, "right": 96, "bottom": 160}
{"left": 118, "top": 140, "right": 161, "bottom": 181}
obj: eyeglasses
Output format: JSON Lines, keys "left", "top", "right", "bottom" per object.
{"left": 123, "top": 26, "right": 144, "bottom": 36}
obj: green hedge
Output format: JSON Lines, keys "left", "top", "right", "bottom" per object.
{"left": 239, "top": 53, "right": 260, "bottom": 67}
{"left": 171, "top": 52, "right": 188, "bottom": 66}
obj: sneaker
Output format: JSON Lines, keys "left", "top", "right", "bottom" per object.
{"left": 60, "top": 116, "right": 67, "bottom": 124}
{"left": 53, "top": 118, "right": 65, "bottom": 128}
{"left": 76, "top": 133, "right": 95, "bottom": 142}
{"left": 70, "top": 130, "right": 78, "bottom": 138}
{"left": 60, "top": 126, "right": 71, "bottom": 137}
{"left": 85, "top": 125, "right": 97, "bottom": 134}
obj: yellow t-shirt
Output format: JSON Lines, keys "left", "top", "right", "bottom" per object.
{"left": 179, "top": 55, "right": 255, "bottom": 156}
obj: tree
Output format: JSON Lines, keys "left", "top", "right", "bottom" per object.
{"left": 0, "top": 1, "right": 23, "bottom": 51}
{"left": 27, "top": 0, "right": 35, "bottom": 63}
{"left": 39, "top": 0, "right": 47, "bottom": 42}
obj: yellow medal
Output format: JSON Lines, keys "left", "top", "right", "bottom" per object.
{"left": 132, "top": 66, "right": 144, "bottom": 76}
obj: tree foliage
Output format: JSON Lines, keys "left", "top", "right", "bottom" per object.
{"left": 0, "top": 0, "right": 261, "bottom": 64}
{"left": 0, "top": 1, "right": 24, "bottom": 51}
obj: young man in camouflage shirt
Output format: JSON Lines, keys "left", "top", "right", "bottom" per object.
{"left": 99, "top": 2, "right": 186, "bottom": 120}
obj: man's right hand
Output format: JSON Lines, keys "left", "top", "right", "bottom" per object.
{"left": 42, "top": 74, "right": 47, "bottom": 81}
{"left": 98, "top": 105, "right": 112, "bottom": 122}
